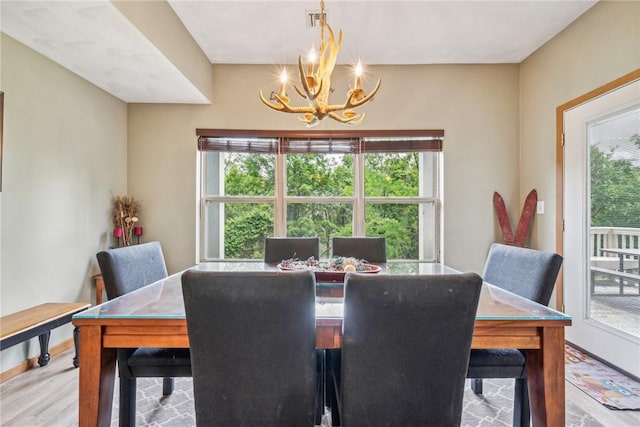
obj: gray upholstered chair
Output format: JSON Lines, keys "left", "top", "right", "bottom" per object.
{"left": 331, "top": 236, "right": 387, "bottom": 263}
{"left": 467, "top": 243, "right": 563, "bottom": 427}
{"left": 327, "top": 236, "right": 387, "bottom": 424}
{"left": 335, "top": 272, "right": 482, "bottom": 426}
{"left": 264, "top": 237, "right": 320, "bottom": 263}
{"left": 182, "top": 269, "right": 317, "bottom": 426}
{"left": 96, "top": 242, "right": 191, "bottom": 427}
{"left": 264, "top": 236, "right": 324, "bottom": 423}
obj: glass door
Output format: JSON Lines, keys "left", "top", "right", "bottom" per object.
{"left": 588, "top": 108, "right": 640, "bottom": 336}
{"left": 563, "top": 78, "right": 640, "bottom": 377}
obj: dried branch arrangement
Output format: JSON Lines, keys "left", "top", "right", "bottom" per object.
{"left": 111, "top": 195, "right": 140, "bottom": 246}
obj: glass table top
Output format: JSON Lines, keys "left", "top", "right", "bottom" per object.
{"left": 75, "top": 261, "right": 571, "bottom": 322}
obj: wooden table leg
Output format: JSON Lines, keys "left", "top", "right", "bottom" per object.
{"left": 78, "top": 325, "right": 116, "bottom": 427}
{"left": 526, "top": 327, "right": 566, "bottom": 427}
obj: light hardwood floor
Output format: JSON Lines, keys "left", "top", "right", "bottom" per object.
{"left": 1, "top": 347, "right": 639, "bottom": 426}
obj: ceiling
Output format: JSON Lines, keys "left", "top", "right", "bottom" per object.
{"left": 1, "top": 0, "right": 597, "bottom": 104}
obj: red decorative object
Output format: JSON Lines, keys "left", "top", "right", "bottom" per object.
{"left": 493, "top": 192, "right": 514, "bottom": 245}
{"left": 513, "top": 190, "right": 538, "bottom": 247}
{"left": 111, "top": 195, "right": 140, "bottom": 246}
{"left": 134, "top": 227, "right": 143, "bottom": 236}
{"left": 492, "top": 189, "right": 538, "bottom": 247}
{"left": 112, "top": 227, "right": 124, "bottom": 247}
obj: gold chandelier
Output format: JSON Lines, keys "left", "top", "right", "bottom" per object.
{"left": 259, "top": 0, "right": 381, "bottom": 127}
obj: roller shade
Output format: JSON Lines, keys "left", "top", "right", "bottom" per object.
{"left": 196, "top": 129, "right": 443, "bottom": 153}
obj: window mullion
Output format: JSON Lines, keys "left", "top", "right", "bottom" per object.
{"left": 217, "top": 153, "right": 225, "bottom": 258}
{"left": 275, "top": 151, "right": 286, "bottom": 236}
{"left": 354, "top": 152, "right": 366, "bottom": 236}
{"left": 198, "top": 152, "right": 207, "bottom": 261}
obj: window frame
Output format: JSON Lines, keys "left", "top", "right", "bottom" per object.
{"left": 197, "top": 129, "right": 443, "bottom": 261}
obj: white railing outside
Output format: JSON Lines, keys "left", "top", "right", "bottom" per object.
{"left": 590, "top": 226, "right": 640, "bottom": 257}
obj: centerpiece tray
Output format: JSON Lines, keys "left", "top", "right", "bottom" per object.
{"left": 277, "top": 257, "right": 381, "bottom": 282}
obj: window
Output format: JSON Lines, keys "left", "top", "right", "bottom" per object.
{"left": 198, "top": 130, "right": 443, "bottom": 261}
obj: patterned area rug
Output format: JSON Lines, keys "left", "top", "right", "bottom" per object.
{"left": 565, "top": 344, "right": 640, "bottom": 410}
{"left": 112, "top": 377, "right": 604, "bottom": 427}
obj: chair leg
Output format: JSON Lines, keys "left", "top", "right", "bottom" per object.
{"left": 327, "top": 349, "right": 341, "bottom": 427}
{"left": 162, "top": 377, "right": 175, "bottom": 396}
{"left": 119, "top": 377, "right": 137, "bottom": 427}
{"left": 315, "top": 350, "right": 325, "bottom": 425}
{"left": 513, "top": 378, "right": 531, "bottom": 427}
{"left": 471, "top": 378, "right": 483, "bottom": 395}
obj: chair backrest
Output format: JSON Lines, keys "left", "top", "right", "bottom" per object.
{"left": 264, "top": 237, "right": 320, "bottom": 263}
{"left": 96, "top": 241, "right": 168, "bottom": 299}
{"left": 482, "top": 243, "right": 563, "bottom": 305}
{"left": 331, "top": 237, "right": 387, "bottom": 263}
{"left": 340, "top": 272, "right": 482, "bottom": 426}
{"left": 181, "top": 269, "right": 317, "bottom": 426}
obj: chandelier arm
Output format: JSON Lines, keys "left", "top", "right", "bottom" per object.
{"left": 347, "top": 78, "right": 382, "bottom": 108}
{"left": 313, "top": 79, "right": 324, "bottom": 100}
{"left": 328, "top": 111, "right": 365, "bottom": 125}
{"left": 348, "top": 113, "right": 366, "bottom": 125}
{"left": 293, "top": 85, "right": 308, "bottom": 100}
{"left": 298, "top": 115, "right": 318, "bottom": 126}
{"left": 297, "top": 56, "right": 311, "bottom": 95}
{"left": 298, "top": 56, "right": 325, "bottom": 101}
{"left": 326, "top": 26, "right": 343, "bottom": 59}
{"left": 259, "top": 90, "right": 315, "bottom": 114}
{"left": 324, "top": 77, "right": 380, "bottom": 113}
{"left": 315, "top": 26, "right": 341, "bottom": 80}
{"left": 259, "top": 90, "right": 286, "bottom": 111}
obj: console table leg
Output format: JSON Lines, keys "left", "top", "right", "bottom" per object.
{"left": 73, "top": 326, "right": 80, "bottom": 368}
{"left": 38, "top": 332, "right": 51, "bottom": 367}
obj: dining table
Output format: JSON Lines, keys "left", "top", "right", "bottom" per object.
{"left": 72, "top": 261, "right": 572, "bottom": 427}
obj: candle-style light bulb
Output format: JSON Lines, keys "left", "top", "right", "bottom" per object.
{"left": 279, "top": 69, "right": 288, "bottom": 97}
{"left": 307, "top": 45, "right": 317, "bottom": 75}
{"left": 354, "top": 61, "right": 363, "bottom": 90}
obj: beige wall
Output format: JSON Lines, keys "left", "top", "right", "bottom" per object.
{"left": 128, "top": 64, "right": 521, "bottom": 274}
{"left": 0, "top": 34, "right": 128, "bottom": 371}
{"left": 520, "top": 0, "right": 640, "bottom": 253}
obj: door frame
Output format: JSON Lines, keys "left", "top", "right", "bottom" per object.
{"left": 555, "top": 69, "right": 640, "bottom": 311}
